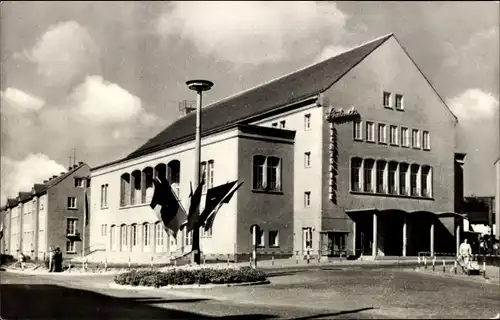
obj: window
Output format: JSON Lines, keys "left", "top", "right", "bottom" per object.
{"left": 207, "top": 160, "right": 214, "bottom": 188}
{"left": 67, "top": 197, "right": 77, "bottom": 209}
{"left": 101, "top": 224, "right": 107, "bottom": 237}
{"left": 120, "top": 173, "right": 131, "bottom": 207}
{"left": 100, "top": 184, "right": 109, "bottom": 208}
{"left": 363, "top": 159, "right": 375, "bottom": 192}
{"left": 399, "top": 163, "right": 409, "bottom": 195}
{"left": 423, "top": 131, "right": 431, "bottom": 150}
{"left": 376, "top": 161, "right": 387, "bottom": 193}
{"left": 131, "top": 170, "right": 141, "bottom": 205}
{"left": 388, "top": 162, "right": 398, "bottom": 194}
{"left": 66, "top": 218, "right": 77, "bottom": 235}
{"left": 389, "top": 125, "right": 398, "bottom": 145}
{"left": 253, "top": 155, "right": 281, "bottom": 191}
{"left": 143, "top": 223, "right": 150, "bottom": 246}
{"left": 202, "top": 226, "right": 212, "bottom": 237}
{"left": 279, "top": 120, "right": 286, "bottom": 129}
{"left": 185, "top": 230, "right": 192, "bottom": 246}
{"left": 304, "top": 152, "right": 311, "bottom": 168}
{"left": 378, "top": 123, "right": 387, "bottom": 144}
{"left": 304, "top": 192, "right": 311, "bottom": 207}
{"left": 410, "top": 164, "right": 420, "bottom": 196}
{"left": 304, "top": 114, "right": 311, "bottom": 130}
{"left": 272, "top": 122, "right": 278, "bottom": 128}
{"left": 421, "top": 166, "right": 432, "bottom": 197}
{"left": 200, "top": 161, "right": 207, "bottom": 191}
{"left": 350, "top": 158, "right": 362, "bottom": 192}
{"left": 156, "top": 223, "right": 164, "bottom": 247}
{"left": 401, "top": 127, "right": 410, "bottom": 147}
{"left": 131, "top": 224, "right": 138, "bottom": 246}
{"left": 74, "top": 178, "right": 85, "bottom": 188}
{"left": 269, "top": 231, "right": 279, "bottom": 247}
{"left": 353, "top": 120, "right": 362, "bottom": 140}
{"left": 256, "top": 229, "right": 264, "bottom": 247}
{"left": 395, "top": 94, "right": 404, "bottom": 110}
{"left": 383, "top": 91, "right": 391, "bottom": 108}
{"left": 412, "top": 129, "right": 420, "bottom": 148}
{"left": 167, "top": 160, "right": 181, "bottom": 196}
{"left": 66, "top": 241, "right": 75, "bottom": 253}
{"left": 366, "top": 122, "right": 375, "bottom": 142}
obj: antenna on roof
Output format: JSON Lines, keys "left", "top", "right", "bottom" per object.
{"left": 178, "top": 100, "right": 196, "bottom": 118}
{"left": 73, "top": 148, "right": 76, "bottom": 167}
{"left": 68, "top": 155, "right": 72, "bottom": 170}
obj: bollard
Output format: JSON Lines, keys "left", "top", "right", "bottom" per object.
{"left": 296, "top": 251, "right": 299, "bottom": 265}
{"left": 150, "top": 256, "right": 154, "bottom": 268}
{"left": 249, "top": 255, "right": 253, "bottom": 268}
{"left": 424, "top": 256, "right": 427, "bottom": 270}
{"left": 432, "top": 257, "right": 436, "bottom": 272}
{"left": 417, "top": 256, "right": 421, "bottom": 270}
{"left": 128, "top": 257, "right": 131, "bottom": 270}
{"left": 483, "top": 261, "right": 486, "bottom": 279}
{"left": 317, "top": 250, "right": 321, "bottom": 263}
{"left": 203, "top": 254, "right": 206, "bottom": 265}
{"left": 454, "top": 260, "right": 457, "bottom": 274}
{"left": 340, "top": 252, "right": 343, "bottom": 263}
{"left": 174, "top": 259, "right": 177, "bottom": 267}
{"left": 227, "top": 254, "right": 230, "bottom": 266}
{"left": 85, "top": 258, "right": 88, "bottom": 270}
{"left": 442, "top": 260, "right": 445, "bottom": 273}
{"left": 272, "top": 255, "right": 275, "bottom": 266}
{"left": 68, "top": 262, "right": 71, "bottom": 273}
{"left": 104, "top": 258, "right": 108, "bottom": 272}
{"left": 306, "top": 250, "right": 310, "bottom": 264}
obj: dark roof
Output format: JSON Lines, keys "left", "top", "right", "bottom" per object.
{"left": 124, "top": 34, "right": 393, "bottom": 162}
{"left": 7, "top": 198, "right": 18, "bottom": 207}
{"left": 18, "top": 192, "right": 32, "bottom": 202}
{"left": 33, "top": 184, "right": 47, "bottom": 195}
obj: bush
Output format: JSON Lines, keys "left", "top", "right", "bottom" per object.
{"left": 114, "top": 266, "right": 267, "bottom": 288}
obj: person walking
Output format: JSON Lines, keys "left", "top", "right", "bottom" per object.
{"left": 19, "top": 252, "right": 26, "bottom": 271}
{"left": 54, "top": 247, "right": 62, "bottom": 272}
{"left": 459, "top": 238, "right": 472, "bottom": 271}
{"left": 48, "top": 247, "right": 55, "bottom": 272}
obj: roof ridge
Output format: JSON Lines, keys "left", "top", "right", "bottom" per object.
{"left": 200, "top": 33, "right": 394, "bottom": 111}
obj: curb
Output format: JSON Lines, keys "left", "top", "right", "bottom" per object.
{"left": 412, "top": 269, "right": 499, "bottom": 285}
{"left": 2, "top": 268, "right": 125, "bottom": 276}
{"left": 109, "top": 280, "right": 271, "bottom": 290}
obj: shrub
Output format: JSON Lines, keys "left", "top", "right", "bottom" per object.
{"left": 114, "top": 266, "right": 267, "bottom": 287}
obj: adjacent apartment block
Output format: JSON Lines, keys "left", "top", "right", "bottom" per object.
{"left": 2, "top": 162, "right": 90, "bottom": 259}
{"left": 89, "top": 33, "right": 465, "bottom": 262}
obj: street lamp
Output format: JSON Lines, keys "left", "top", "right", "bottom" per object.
{"left": 186, "top": 79, "right": 214, "bottom": 265}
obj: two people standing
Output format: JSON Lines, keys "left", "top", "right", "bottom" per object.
{"left": 48, "top": 247, "right": 63, "bottom": 272}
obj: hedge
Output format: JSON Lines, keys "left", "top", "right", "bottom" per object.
{"left": 114, "top": 267, "right": 267, "bottom": 288}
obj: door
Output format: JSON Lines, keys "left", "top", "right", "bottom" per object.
{"left": 302, "top": 227, "right": 312, "bottom": 254}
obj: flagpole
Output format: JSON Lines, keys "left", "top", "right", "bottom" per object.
{"left": 186, "top": 79, "right": 213, "bottom": 265}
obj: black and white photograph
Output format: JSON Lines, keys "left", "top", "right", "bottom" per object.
{"left": 0, "top": 1, "right": 499, "bottom": 319}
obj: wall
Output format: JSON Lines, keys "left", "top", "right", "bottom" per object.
{"left": 321, "top": 36, "right": 457, "bottom": 253}
{"left": 496, "top": 159, "right": 500, "bottom": 238}
{"left": 250, "top": 104, "right": 324, "bottom": 254}
{"left": 236, "top": 128, "right": 295, "bottom": 258}
{"left": 37, "top": 194, "right": 48, "bottom": 257}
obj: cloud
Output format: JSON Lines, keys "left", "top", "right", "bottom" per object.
{"left": 156, "top": 1, "right": 348, "bottom": 65}
{"left": 0, "top": 153, "right": 66, "bottom": 203}
{"left": 447, "top": 89, "right": 499, "bottom": 196}
{"left": 0, "top": 88, "right": 45, "bottom": 112}
{"left": 314, "top": 44, "right": 351, "bottom": 63}
{"left": 20, "top": 21, "right": 100, "bottom": 88}
{"left": 68, "top": 76, "right": 143, "bottom": 124}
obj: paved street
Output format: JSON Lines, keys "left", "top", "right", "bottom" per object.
{"left": 1, "top": 267, "right": 499, "bottom": 319}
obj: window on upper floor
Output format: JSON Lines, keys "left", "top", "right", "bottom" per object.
{"left": 200, "top": 160, "right": 215, "bottom": 191}
{"left": 389, "top": 125, "right": 398, "bottom": 146}
{"left": 412, "top": 129, "right": 421, "bottom": 149}
{"left": 388, "top": 161, "right": 398, "bottom": 195}
{"left": 366, "top": 122, "right": 375, "bottom": 142}
{"left": 363, "top": 159, "right": 375, "bottom": 193}
{"left": 66, "top": 241, "right": 75, "bottom": 253}
{"left": 395, "top": 94, "right": 404, "bottom": 110}
{"left": 66, "top": 218, "right": 77, "bottom": 235}
{"left": 120, "top": 173, "right": 131, "bottom": 207}
{"left": 185, "top": 230, "right": 193, "bottom": 246}
{"left": 67, "top": 197, "right": 77, "bottom": 209}
{"left": 304, "top": 191, "right": 311, "bottom": 207}
{"left": 401, "top": 127, "right": 410, "bottom": 147}
{"left": 279, "top": 120, "right": 286, "bottom": 129}
{"left": 304, "top": 114, "right": 311, "bottom": 130}
{"left": 376, "top": 161, "right": 387, "bottom": 193}
{"left": 421, "top": 165, "right": 432, "bottom": 197}
{"left": 252, "top": 155, "right": 282, "bottom": 192}
{"left": 350, "top": 157, "right": 362, "bottom": 192}
{"left": 399, "top": 163, "right": 409, "bottom": 196}
{"left": 410, "top": 164, "right": 420, "bottom": 196}
{"left": 383, "top": 91, "right": 392, "bottom": 108}
{"left": 100, "top": 184, "right": 109, "bottom": 208}
{"left": 168, "top": 160, "right": 181, "bottom": 195}
{"left": 304, "top": 152, "right": 311, "bottom": 168}
{"left": 378, "top": 123, "right": 387, "bottom": 144}
{"left": 423, "top": 131, "right": 431, "bottom": 150}
{"left": 353, "top": 120, "right": 363, "bottom": 140}
{"left": 75, "top": 178, "right": 85, "bottom": 188}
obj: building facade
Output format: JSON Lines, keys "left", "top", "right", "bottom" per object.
{"left": 496, "top": 158, "right": 500, "bottom": 239}
{"left": 2, "top": 162, "right": 90, "bottom": 260}
{"left": 90, "top": 33, "right": 464, "bottom": 261}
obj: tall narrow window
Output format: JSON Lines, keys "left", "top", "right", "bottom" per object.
{"left": 279, "top": 120, "right": 286, "bottom": 129}
{"left": 410, "top": 164, "right": 420, "bottom": 196}
{"left": 376, "top": 161, "right": 387, "bottom": 193}
{"left": 395, "top": 94, "right": 404, "bottom": 110}
{"left": 421, "top": 165, "right": 431, "bottom": 197}
{"left": 366, "top": 122, "right": 375, "bottom": 142}
{"left": 363, "top": 159, "right": 375, "bottom": 192}
{"left": 143, "top": 223, "right": 150, "bottom": 247}
{"left": 423, "top": 131, "right": 431, "bottom": 150}
{"left": 412, "top": 129, "right": 420, "bottom": 148}
{"left": 155, "top": 222, "right": 164, "bottom": 247}
{"left": 66, "top": 218, "right": 77, "bottom": 235}
{"left": 399, "top": 163, "right": 409, "bottom": 195}
{"left": 267, "top": 157, "right": 281, "bottom": 191}
{"left": 304, "top": 114, "right": 311, "bottom": 130}
{"left": 304, "top": 192, "right": 311, "bottom": 207}
{"left": 121, "top": 224, "right": 127, "bottom": 247}
{"left": 131, "top": 224, "right": 137, "bottom": 246}
{"left": 168, "top": 160, "right": 181, "bottom": 195}
{"left": 401, "top": 127, "right": 409, "bottom": 147}
{"left": 200, "top": 161, "right": 207, "bottom": 192}
{"left": 207, "top": 160, "right": 214, "bottom": 188}
{"left": 185, "top": 230, "right": 193, "bottom": 246}
{"left": 383, "top": 91, "right": 391, "bottom": 108}
{"left": 253, "top": 155, "right": 266, "bottom": 190}
{"left": 120, "top": 173, "right": 131, "bottom": 207}
{"left": 304, "top": 152, "right": 311, "bottom": 168}
{"left": 269, "top": 231, "right": 279, "bottom": 247}
{"left": 389, "top": 125, "right": 398, "bottom": 145}
{"left": 353, "top": 120, "right": 362, "bottom": 140}
{"left": 67, "top": 197, "right": 77, "bottom": 209}
{"left": 378, "top": 124, "right": 387, "bottom": 144}
{"left": 131, "top": 170, "right": 141, "bottom": 205}
{"left": 350, "top": 158, "right": 362, "bottom": 192}
{"left": 388, "top": 162, "right": 398, "bottom": 194}
{"left": 143, "top": 167, "right": 154, "bottom": 203}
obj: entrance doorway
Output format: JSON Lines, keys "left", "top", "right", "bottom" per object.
{"left": 326, "top": 232, "right": 346, "bottom": 256}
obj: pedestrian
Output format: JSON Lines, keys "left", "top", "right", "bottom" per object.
{"left": 48, "top": 247, "right": 55, "bottom": 272}
{"left": 54, "top": 247, "right": 62, "bottom": 272}
{"left": 458, "top": 238, "right": 472, "bottom": 271}
{"left": 19, "top": 252, "right": 26, "bottom": 271}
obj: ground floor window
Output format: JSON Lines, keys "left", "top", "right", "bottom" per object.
{"left": 269, "top": 231, "right": 279, "bottom": 247}
{"left": 66, "top": 241, "right": 75, "bottom": 253}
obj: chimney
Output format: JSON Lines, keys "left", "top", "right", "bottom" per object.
{"left": 68, "top": 166, "right": 72, "bottom": 170}
{"left": 52, "top": 175, "right": 57, "bottom": 179}
{"left": 43, "top": 180, "right": 48, "bottom": 184}
{"left": 178, "top": 100, "right": 196, "bottom": 118}
{"left": 78, "top": 161, "right": 83, "bottom": 165}
{"left": 60, "top": 172, "right": 65, "bottom": 175}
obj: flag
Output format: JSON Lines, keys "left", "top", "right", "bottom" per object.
{"left": 150, "top": 175, "right": 188, "bottom": 238}
{"left": 184, "top": 173, "right": 205, "bottom": 232}
{"left": 0, "top": 220, "right": 3, "bottom": 240}
{"left": 201, "top": 181, "right": 244, "bottom": 231}
{"left": 84, "top": 187, "right": 89, "bottom": 226}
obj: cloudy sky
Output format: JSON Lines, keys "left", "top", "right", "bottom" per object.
{"left": 1, "top": 1, "right": 499, "bottom": 202}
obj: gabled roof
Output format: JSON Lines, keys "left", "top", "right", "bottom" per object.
{"left": 124, "top": 33, "right": 393, "bottom": 163}
{"left": 7, "top": 198, "right": 18, "bottom": 207}
{"left": 18, "top": 192, "right": 32, "bottom": 202}
{"left": 33, "top": 184, "right": 47, "bottom": 195}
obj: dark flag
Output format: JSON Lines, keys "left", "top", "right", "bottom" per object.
{"left": 150, "top": 176, "right": 188, "bottom": 238}
{"left": 84, "top": 188, "right": 89, "bottom": 226}
{"left": 201, "top": 181, "right": 244, "bottom": 231}
{"left": 184, "top": 173, "right": 205, "bottom": 232}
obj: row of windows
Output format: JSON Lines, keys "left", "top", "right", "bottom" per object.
{"left": 254, "top": 229, "right": 280, "bottom": 247}
{"left": 271, "top": 113, "right": 312, "bottom": 131}
{"left": 350, "top": 158, "right": 433, "bottom": 198}
{"left": 383, "top": 91, "right": 404, "bottom": 110}
{"left": 109, "top": 222, "right": 171, "bottom": 249}
{"left": 354, "top": 120, "right": 431, "bottom": 150}
{"left": 252, "top": 155, "right": 282, "bottom": 191}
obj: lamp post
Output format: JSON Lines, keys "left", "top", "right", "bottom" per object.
{"left": 186, "top": 79, "right": 214, "bottom": 265}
